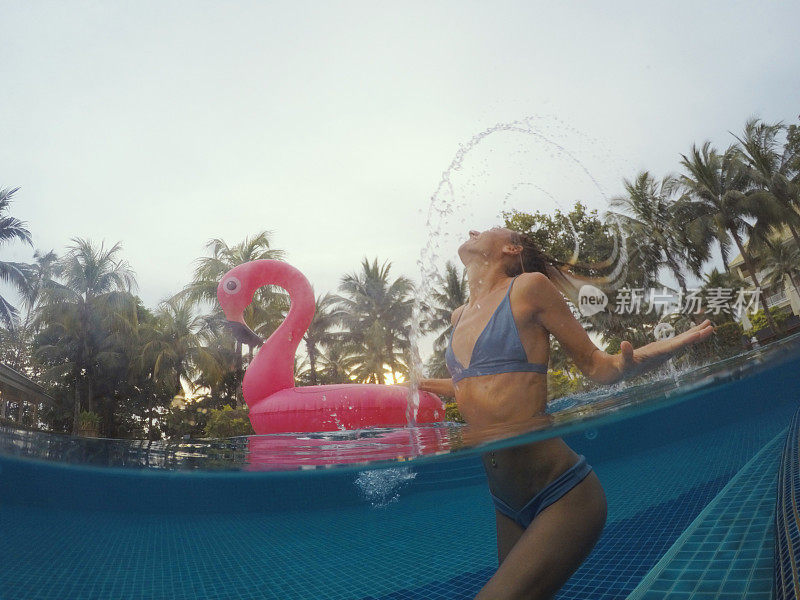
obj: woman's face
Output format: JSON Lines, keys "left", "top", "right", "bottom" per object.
{"left": 457, "top": 226, "right": 516, "bottom": 264}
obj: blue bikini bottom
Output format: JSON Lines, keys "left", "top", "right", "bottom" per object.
{"left": 490, "top": 454, "right": 593, "bottom": 529}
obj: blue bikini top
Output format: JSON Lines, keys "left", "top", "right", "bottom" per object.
{"left": 445, "top": 276, "right": 548, "bottom": 383}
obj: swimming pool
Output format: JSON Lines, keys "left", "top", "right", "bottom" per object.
{"left": 2, "top": 333, "right": 800, "bottom": 599}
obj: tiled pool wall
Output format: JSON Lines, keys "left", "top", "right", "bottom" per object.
{"left": 1, "top": 353, "right": 799, "bottom": 599}
{"left": 774, "top": 404, "right": 800, "bottom": 600}
{"left": 626, "top": 425, "right": 784, "bottom": 599}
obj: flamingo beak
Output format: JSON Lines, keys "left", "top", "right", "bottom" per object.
{"left": 225, "top": 317, "right": 265, "bottom": 347}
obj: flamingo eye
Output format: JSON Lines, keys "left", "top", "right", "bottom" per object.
{"left": 223, "top": 277, "right": 241, "bottom": 295}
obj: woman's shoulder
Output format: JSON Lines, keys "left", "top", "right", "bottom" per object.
{"left": 514, "top": 271, "right": 551, "bottom": 294}
{"left": 512, "top": 272, "right": 559, "bottom": 312}
{"left": 516, "top": 271, "right": 549, "bottom": 285}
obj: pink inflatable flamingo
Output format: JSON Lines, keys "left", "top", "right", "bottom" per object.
{"left": 216, "top": 259, "right": 445, "bottom": 434}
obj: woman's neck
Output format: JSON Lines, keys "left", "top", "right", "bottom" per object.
{"left": 464, "top": 262, "right": 512, "bottom": 305}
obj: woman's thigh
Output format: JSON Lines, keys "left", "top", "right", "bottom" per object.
{"left": 495, "top": 509, "right": 525, "bottom": 565}
{"left": 478, "top": 470, "right": 608, "bottom": 600}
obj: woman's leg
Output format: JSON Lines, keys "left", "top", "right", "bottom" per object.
{"left": 476, "top": 470, "right": 608, "bottom": 600}
{"left": 494, "top": 508, "right": 525, "bottom": 565}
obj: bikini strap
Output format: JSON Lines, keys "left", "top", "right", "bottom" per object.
{"left": 454, "top": 275, "right": 519, "bottom": 332}
{"left": 506, "top": 275, "right": 520, "bottom": 298}
{"left": 451, "top": 305, "right": 466, "bottom": 330}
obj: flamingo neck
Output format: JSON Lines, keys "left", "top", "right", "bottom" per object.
{"left": 242, "top": 260, "right": 315, "bottom": 406}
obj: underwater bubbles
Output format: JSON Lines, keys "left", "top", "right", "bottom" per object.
{"left": 354, "top": 467, "right": 418, "bottom": 507}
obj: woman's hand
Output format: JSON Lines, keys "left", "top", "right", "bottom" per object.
{"left": 616, "top": 318, "right": 715, "bottom": 382}
{"left": 395, "top": 378, "right": 455, "bottom": 397}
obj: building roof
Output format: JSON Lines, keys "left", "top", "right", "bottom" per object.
{"left": 0, "top": 362, "right": 54, "bottom": 402}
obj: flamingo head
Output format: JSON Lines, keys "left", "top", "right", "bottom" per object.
{"left": 217, "top": 263, "right": 266, "bottom": 347}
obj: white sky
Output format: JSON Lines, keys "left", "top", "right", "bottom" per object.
{"left": 2, "top": 1, "right": 799, "bottom": 339}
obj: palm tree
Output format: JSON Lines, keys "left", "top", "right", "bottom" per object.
{"left": 99, "top": 294, "right": 158, "bottom": 438}
{"left": 733, "top": 118, "right": 800, "bottom": 249}
{"left": 423, "top": 261, "right": 468, "bottom": 346}
{"left": 0, "top": 187, "right": 34, "bottom": 327}
{"left": 188, "top": 328, "right": 241, "bottom": 409}
{"left": 34, "top": 238, "right": 136, "bottom": 433}
{"left": 787, "top": 121, "right": 800, "bottom": 181}
{"left": 174, "top": 231, "right": 286, "bottom": 407}
{"left": 697, "top": 267, "right": 749, "bottom": 323}
{"left": 3, "top": 250, "right": 58, "bottom": 372}
{"left": 138, "top": 297, "right": 223, "bottom": 437}
{"left": 302, "top": 293, "right": 338, "bottom": 386}
{"left": 332, "top": 258, "right": 413, "bottom": 384}
{"left": 678, "top": 142, "right": 783, "bottom": 335}
{"left": 607, "top": 172, "right": 709, "bottom": 293}
{"left": 176, "top": 231, "right": 286, "bottom": 308}
{"left": 754, "top": 236, "right": 800, "bottom": 306}
{"left": 421, "top": 261, "right": 468, "bottom": 378}
{"left": 315, "top": 341, "right": 355, "bottom": 384}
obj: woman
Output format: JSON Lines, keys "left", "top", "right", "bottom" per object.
{"left": 415, "top": 226, "right": 715, "bottom": 599}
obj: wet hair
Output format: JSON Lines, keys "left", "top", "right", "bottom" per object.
{"left": 505, "top": 231, "right": 569, "bottom": 277}
{"left": 505, "top": 230, "right": 587, "bottom": 307}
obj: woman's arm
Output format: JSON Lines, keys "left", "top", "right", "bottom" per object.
{"left": 416, "top": 378, "right": 456, "bottom": 396}
{"left": 517, "top": 272, "right": 715, "bottom": 385}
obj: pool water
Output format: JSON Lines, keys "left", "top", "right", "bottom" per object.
{"left": 1, "top": 334, "right": 800, "bottom": 599}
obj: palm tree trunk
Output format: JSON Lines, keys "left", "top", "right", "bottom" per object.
{"left": 666, "top": 257, "right": 689, "bottom": 314}
{"left": 387, "top": 345, "right": 397, "bottom": 384}
{"left": 86, "top": 378, "right": 93, "bottom": 414}
{"left": 306, "top": 340, "right": 319, "bottom": 386}
{"left": 12, "top": 308, "right": 32, "bottom": 370}
{"left": 148, "top": 394, "right": 155, "bottom": 440}
{"left": 731, "top": 229, "right": 781, "bottom": 334}
{"left": 789, "top": 271, "right": 800, "bottom": 307}
{"left": 104, "top": 402, "right": 112, "bottom": 438}
{"left": 72, "top": 381, "right": 81, "bottom": 435}
{"left": 666, "top": 254, "right": 687, "bottom": 293}
{"left": 787, "top": 222, "right": 800, "bottom": 252}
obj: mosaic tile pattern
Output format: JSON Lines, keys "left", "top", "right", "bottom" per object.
{"left": 775, "top": 406, "right": 800, "bottom": 600}
{"left": 626, "top": 427, "right": 786, "bottom": 599}
{"left": 536, "top": 412, "right": 788, "bottom": 600}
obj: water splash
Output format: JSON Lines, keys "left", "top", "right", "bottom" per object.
{"left": 406, "top": 115, "right": 630, "bottom": 417}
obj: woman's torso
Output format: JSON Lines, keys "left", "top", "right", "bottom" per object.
{"left": 448, "top": 276, "right": 581, "bottom": 509}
